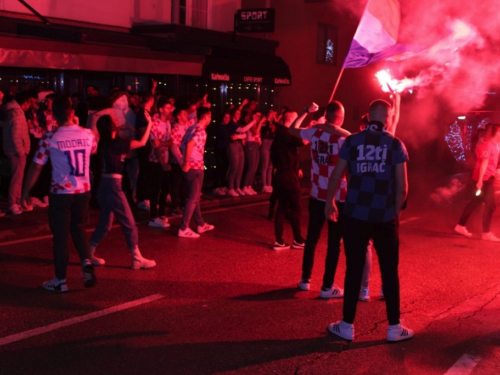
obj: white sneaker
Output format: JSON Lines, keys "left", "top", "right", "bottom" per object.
{"left": 90, "top": 245, "right": 106, "bottom": 266}
{"left": 227, "top": 189, "right": 239, "bottom": 197}
{"left": 249, "top": 187, "right": 258, "bottom": 195}
{"left": 298, "top": 279, "right": 311, "bottom": 291}
{"left": 149, "top": 217, "right": 170, "bottom": 228}
{"left": 197, "top": 223, "right": 214, "bottom": 234}
{"left": 454, "top": 224, "right": 472, "bottom": 238}
{"left": 272, "top": 241, "right": 290, "bottom": 251}
{"left": 387, "top": 323, "right": 414, "bottom": 342}
{"left": 132, "top": 255, "right": 156, "bottom": 269}
{"left": 20, "top": 201, "right": 33, "bottom": 212}
{"left": 159, "top": 216, "right": 170, "bottom": 223}
{"left": 178, "top": 227, "right": 200, "bottom": 238}
{"left": 320, "top": 285, "right": 344, "bottom": 299}
{"left": 328, "top": 320, "right": 354, "bottom": 341}
{"left": 137, "top": 201, "right": 150, "bottom": 210}
{"left": 359, "top": 287, "right": 370, "bottom": 302}
{"left": 42, "top": 277, "right": 69, "bottom": 293}
{"left": 236, "top": 188, "right": 246, "bottom": 196}
{"left": 31, "top": 197, "right": 48, "bottom": 208}
{"left": 482, "top": 232, "right": 500, "bottom": 242}
{"left": 9, "top": 204, "right": 23, "bottom": 215}
{"left": 262, "top": 186, "right": 271, "bottom": 193}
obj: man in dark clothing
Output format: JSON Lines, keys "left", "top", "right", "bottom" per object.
{"left": 270, "top": 110, "right": 306, "bottom": 251}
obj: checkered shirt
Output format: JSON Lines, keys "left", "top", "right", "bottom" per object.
{"left": 339, "top": 127, "right": 409, "bottom": 223}
{"left": 149, "top": 114, "right": 171, "bottom": 163}
{"left": 34, "top": 126, "right": 97, "bottom": 194}
{"left": 180, "top": 124, "right": 206, "bottom": 170}
{"left": 300, "top": 127, "right": 347, "bottom": 202}
{"left": 170, "top": 122, "right": 189, "bottom": 164}
{"left": 28, "top": 114, "right": 44, "bottom": 139}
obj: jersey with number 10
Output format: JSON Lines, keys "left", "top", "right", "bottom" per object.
{"left": 34, "top": 125, "right": 97, "bottom": 194}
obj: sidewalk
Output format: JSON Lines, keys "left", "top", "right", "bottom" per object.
{"left": 0, "top": 187, "right": 310, "bottom": 242}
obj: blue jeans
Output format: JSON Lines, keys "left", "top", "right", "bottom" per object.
{"left": 243, "top": 141, "right": 260, "bottom": 187}
{"left": 48, "top": 192, "right": 91, "bottom": 280}
{"left": 180, "top": 169, "right": 205, "bottom": 230}
{"left": 90, "top": 177, "right": 138, "bottom": 250}
{"left": 227, "top": 142, "right": 244, "bottom": 190}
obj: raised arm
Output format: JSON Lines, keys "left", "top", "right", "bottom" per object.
{"left": 387, "top": 93, "right": 400, "bottom": 135}
{"left": 289, "top": 102, "right": 319, "bottom": 138}
{"left": 130, "top": 112, "right": 152, "bottom": 150}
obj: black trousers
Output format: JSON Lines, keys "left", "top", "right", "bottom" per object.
{"left": 301, "top": 198, "right": 344, "bottom": 289}
{"left": 149, "top": 162, "right": 170, "bottom": 219}
{"left": 214, "top": 147, "right": 229, "bottom": 188}
{"left": 48, "top": 192, "right": 91, "bottom": 280}
{"left": 342, "top": 215, "right": 400, "bottom": 325}
{"left": 274, "top": 170, "right": 303, "bottom": 244}
{"left": 136, "top": 151, "right": 151, "bottom": 202}
{"left": 458, "top": 177, "right": 496, "bottom": 232}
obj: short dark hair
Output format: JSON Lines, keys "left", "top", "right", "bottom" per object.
{"left": 490, "top": 123, "right": 500, "bottom": 138}
{"left": 197, "top": 107, "right": 211, "bottom": 121}
{"left": 173, "top": 107, "right": 188, "bottom": 120}
{"left": 52, "top": 96, "right": 74, "bottom": 125}
{"left": 15, "top": 91, "right": 31, "bottom": 106}
{"left": 156, "top": 96, "right": 171, "bottom": 112}
{"left": 325, "top": 100, "right": 343, "bottom": 123}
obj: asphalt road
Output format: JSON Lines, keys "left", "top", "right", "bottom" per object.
{"left": 2, "top": 182, "right": 500, "bottom": 375}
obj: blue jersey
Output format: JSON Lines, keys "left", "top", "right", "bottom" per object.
{"left": 339, "top": 124, "right": 409, "bottom": 222}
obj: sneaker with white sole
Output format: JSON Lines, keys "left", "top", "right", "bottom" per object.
{"left": 298, "top": 279, "right": 311, "bottom": 291}
{"left": 320, "top": 285, "right": 344, "bottom": 299}
{"left": 42, "top": 277, "right": 69, "bottom": 293}
{"left": 387, "top": 323, "right": 414, "bottom": 342}
{"left": 236, "top": 188, "right": 246, "bottom": 196}
{"left": 291, "top": 240, "right": 305, "bottom": 250}
{"left": 482, "top": 232, "right": 500, "bottom": 242}
{"left": 272, "top": 241, "right": 290, "bottom": 251}
{"left": 178, "top": 227, "right": 200, "bottom": 238}
{"left": 149, "top": 217, "right": 170, "bottom": 228}
{"left": 90, "top": 245, "right": 105, "bottom": 266}
{"left": 359, "top": 287, "right": 370, "bottom": 302}
{"left": 137, "top": 200, "right": 150, "bottom": 210}
{"left": 31, "top": 197, "right": 48, "bottom": 208}
{"left": 9, "top": 204, "right": 23, "bottom": 215}
{"left": 82, "top": 264, "right": 96, "bottom": 288}
{"left": 132, "top": 255, "right": 156, "bottom": 269}
{"left": 20, "top": 201, "right": 33, "bottom": 212}
{"left": 454, "top": 224, "right": 472, "bottom": 238}
{"left": 197, "top": 223, "right": 214, "bottom": 234}
{"left": 328, "top": 320, "right": 354, "bottom": 341}
{"left": 227, "top": 189, "right": 239, "bottom": 197}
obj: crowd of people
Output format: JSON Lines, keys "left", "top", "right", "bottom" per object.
{"left": 12, "top": 79, "right": 485, "bottom": 343}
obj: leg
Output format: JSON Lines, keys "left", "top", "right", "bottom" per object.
{"left": 323, "top": 202, "right": 344, "bottom": 289}
{"left": 6, "top": 153, "right": 26, "bottom": 208}
{"left": 90, "top": 179, "right": 115, "bottom": 246}
{"left": 170, "top": 163, "right": 182, "bottom": 211}
{"left": 372, "top": 218, "right": 401, "bottom": 325}
{"left": 235, "top": 143, "right": 245, "bottom": 189}
{"left": 287, "top": 175, "right": 304, "bottom": 243}
{"left": 69, "top": 192, "right": 91, "bottom": 263}
{"left": 361, "top": 241, "right": 373, "bottom": 289}
{"left": 342, "top": 216, "right": 371, "bottom": 324}
{"left": 149, "top": 162, "right": 162, "bottom": 219}
{"left": 158, "top": 170, "right": 170, "bottom": 218}
{"left": 180, "top": 170, "right": 204, "bottom": 230}
{"left": 482, "top": 179, "right": 496, "bottom": 233}
{"left": 48, "top": 194, "right": 72, "bottom": 280}
{"left": 274, "top": 175, "right": 287, "bottom": 244}
{"left": 301, "top": 198, "right": 326, "bottom": 281}
{"left": 227, "top": 144, "right": 238, "bottom": 190}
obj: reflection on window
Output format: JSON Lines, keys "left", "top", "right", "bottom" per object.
{"left": 192, "top": 0, "right": 208, "bottom": 29}
{"left": 317, "top": 24, "right": 338, "bottom": 65}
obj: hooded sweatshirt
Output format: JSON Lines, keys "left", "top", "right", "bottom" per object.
{"left": 3, "top": 100, "right": 30, "bottom": 156}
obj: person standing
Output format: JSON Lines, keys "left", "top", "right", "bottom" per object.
{"left": 3, "top": 92, "right": 31, "bottom": 215}
{"left": 260, "top": 109, "right": 277, "bottom": 193}
{"left": 325, "top": 99, "right": 413, "bottom": 342}
{"left": 213, "top": 112, "right": 231, "bottom": 196}
{"left": 455, "top": 123, "right": 500, "bottom": 242}
{"left": 170, "top": 107, "right": 190, "bottom": 215}
{"left": 270, "top": 110, "right": 306, "bottom": 250}
{"left": 289, "top": 101, "right": 350, "bottom": 298}
{"left": 178, "top": 107, "right": 214, "bottom": 238}
{"left": 21, "top": 96, "right": 97, "bottom": 292}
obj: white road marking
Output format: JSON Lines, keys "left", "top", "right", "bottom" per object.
{"left": 400, "top": 216, "right": 419, "bottom": 224}
{"left": 444, "top": 353, "right": 481, "bottom": 375}
{"left": 0, "top": 294, "right": 164, "bottom": 347}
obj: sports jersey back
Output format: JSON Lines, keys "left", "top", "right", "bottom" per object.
{"left": 34, "top": 125, "right": 97, "bottom": 194}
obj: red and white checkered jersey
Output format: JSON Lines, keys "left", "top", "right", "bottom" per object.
{"left": 44, "top": 113, "right": 58, "bottom": 132}
{"left": 171, "top": 122, "right": 188, "bottom": 149}
{"left": 180, "top": 124, "right": 206, "bottom": 170}
{"left": 34, "top": 125, "right": 97, "bottom": 194}
{"left": 28, "top": 114, "right": 44, "bottom": 139}
{"left": 149, "top": 114, "right": 171, "bottom": 163}
{"left": 300, "top": 127, "right": 347, "bottom": 202}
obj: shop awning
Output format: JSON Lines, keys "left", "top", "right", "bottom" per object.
{"left": 0, "top": 35, "right": 203, "bottom": 75}
{"left": 202, "top": 47, "right": 291, "bottom": 86}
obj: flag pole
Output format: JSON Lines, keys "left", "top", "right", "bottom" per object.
{"left": 326, "top": 67, "right": 345, "bottom": 104}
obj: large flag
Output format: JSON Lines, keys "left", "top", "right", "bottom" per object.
{"left": 343, "top": 0, "right": 420, "bottom": 68}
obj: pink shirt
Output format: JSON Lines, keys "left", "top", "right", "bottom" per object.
{"left": 34, "top": 125, "right": 97, "bottom": 194}
{"left": 149, "top": 114, "right": 171, "bottom": 163}
{"left": 473, "top": 140, "right": 500, "bottom": 181}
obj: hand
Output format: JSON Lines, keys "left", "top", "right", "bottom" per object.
{"left": 298, "top": 169, "right": 304, "bottom": 179}
{"left": 230, "top": 134, "right": 239, "bottom": 141}
{"left": 476, "top": 180, "right": 483, "bottom": 191}
{"left": 151, "top": 79, "right": 158, "bottom": 88}
{"left": 241, "top": 98, "right": 249, "bottom": 107}
{"left": 324, "top": 200, "right": 339, "bottom": 222}
{"left": 307, "top": 102, "right": 319, "bottom": 113}
{"left": 316, "top": 116, "right": 326, "bottom": 124}
{"left": 161, "top": 162, "right": 171, "bottom": 172}
{"left": 144, "top": 111, "right": 152, "bottom": 123}
{"left": 182, "top": 163, "right": 190, "bottom": 173}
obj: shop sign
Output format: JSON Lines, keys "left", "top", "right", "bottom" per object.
{"left": 274, "top": 77, "right": 290, "bottom": 85}
{"left": 211, "top": 73, "right": 230, "bottom": 81}
{"left": 244, "top": 76, "right": 263, "bottom": 83}
{"left": 235, "top": 8, "right": 275, "bottom": 33}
